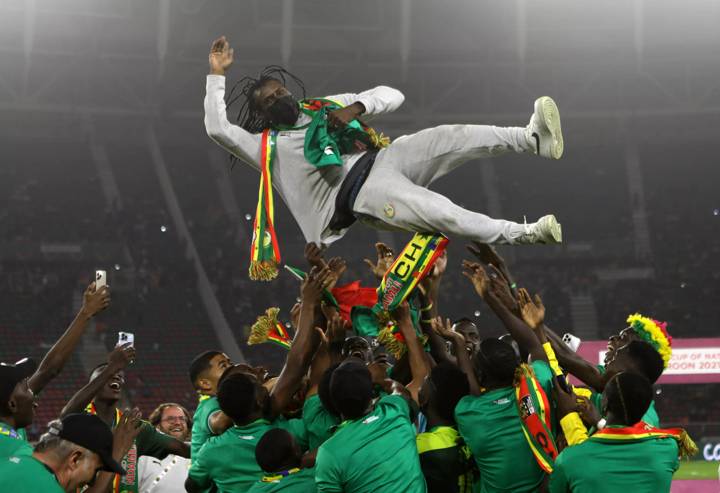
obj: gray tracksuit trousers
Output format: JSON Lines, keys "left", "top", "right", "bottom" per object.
{"left": 204, "top": 75, "right": 532, "bottom": 246}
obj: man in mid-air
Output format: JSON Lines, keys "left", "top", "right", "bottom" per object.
{"left": 204, "top": 36, "right": 565, "bottom": 279}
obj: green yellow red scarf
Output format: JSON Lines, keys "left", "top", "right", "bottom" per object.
{"left": 514, "top": 364, "right": 558, "bottom": 474}
{"left": 248, "top": 99, "right": 389, "bottom": 281}
{"left": 370, "top": 233, "right": 448, "bottom": 358}
{"left": 591, "top": 421, "right": 698, "bottom": 458}
{"left": 248, "top": 307, "right": 293, "bottom": 350}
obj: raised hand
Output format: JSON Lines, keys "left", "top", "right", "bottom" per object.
{"left": 113, "top": 408, "right": 143, "bottom": 459}
{"left": 301, "top": 266, "right": 333, "bottom": 305}
{"left": 461, "top": 260, "right": 489, "bottom": 298}
{"left": 430, "top": 316, "right": 463, "bottom": 343}
{"left": 487, "top": 264, "right": 519, "bottom": 313}
{"left": 325, "top": 257, "right": 347, "bottom": 291}
{"left": 304, "top": 243, "right": 326, "bottom": 270}
{"left": 327, "top": 104, "right": 364, "bottom": 129}
{"left": 363, "top": 243, "right": 395, "bottom": 280}
{"left": 315, "top": 314, "right": 348, "bottom": 346}
{"left": 209, "top": 36, "right": 234, "bottom": 76}
{"left": 517, "top": 288, "right": 545, "bottom": 329}
{"left": 81, "top": 282, "right": 111, "bottom": 318}
{"left": 108, "top": 343, "right": 135, "bottom": 371}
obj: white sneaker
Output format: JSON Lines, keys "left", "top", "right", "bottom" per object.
{"left": 525, "top": 96, "right": 564, "bottom": 159}
{"left": 514, "top": 214, "right": 563, "bottom": 244}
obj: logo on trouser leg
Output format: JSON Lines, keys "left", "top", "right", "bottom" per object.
{"left": 383, "top": 203, "right": 395, "bottom": 218}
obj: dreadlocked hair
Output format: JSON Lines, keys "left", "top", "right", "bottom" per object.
{"left": 227, "top": 65, "right": 306, "bottom": 134}
{"left": 224, "top": 66, "right": 306, "bottom": 170}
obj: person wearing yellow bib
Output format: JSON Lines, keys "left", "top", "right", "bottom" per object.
{"left": 205, "top": 36, "right": 565, "bottom": 281}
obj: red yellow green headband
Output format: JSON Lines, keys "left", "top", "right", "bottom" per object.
{"left": 626, "top": 313, "right": 672, "bottom": 368}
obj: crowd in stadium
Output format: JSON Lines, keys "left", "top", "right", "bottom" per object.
{"left": 0, "top": 237, "right": 693, "bottom": 493}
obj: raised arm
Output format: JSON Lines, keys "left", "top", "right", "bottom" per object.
{"left": 28, "top": 282, "right": 110, "bottom": 394}
{"left": 394, "top": 302, "right": 429, "bottom": 404}
{"left": 463, "top": 261, "right": 548, "bottom": 364}
{"left": 60, "top": 344, "right": 135, "bottom": 417}
{"left": 326, "top": 85, "right": 405, "bottom": 121}
{"left": 431, "top": 317, "right": 481, "bottom": 395}
{"left": 545, "top": 326, "right": 605, "bottom": 391}
{"left": 269, "top": 266, "right": 332, "bottom": 418}
{"left": 205, "top": 36, "right": 261, "bottom": 168}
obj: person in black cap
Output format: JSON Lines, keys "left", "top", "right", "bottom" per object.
{"left": 0, "top": 413, "right": 125, "bottom": 493}
{"left": 0, "top": 280, "right": 110, "bottom": 459}
{"left": 0, "top": 358, "right": 39, "bottom": 458}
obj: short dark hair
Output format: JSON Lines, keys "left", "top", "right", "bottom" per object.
{"left": 604, "top": 372, "right": 653, "bottom": 425}
{"left": 429, "top": 363, "right": 470, "bottom": 422}
{"left": 626, "top": 341, "right": 664, "bottom": 383}
{"left": 329, "top": 361, "right": 374, "bottom": 420}
{"left": 148, "top": 403, "right": 192, "bottom": 429}
{"left": 452, "top": 318, "right": 476, "bottom": 327}
{"left": 255, "top": 428, "right": 298, "bottom": 473}
{"left": 217, "top": 373, "right": 258, "bottom": 424}
{"left": 318, "top": 362, "right": 342, "bottom": 417}
{"left": 474, "top": 338, "right": 519, "bottom": 386}
{"left": 189, "top": 351, "right": 222, "bottom": 388}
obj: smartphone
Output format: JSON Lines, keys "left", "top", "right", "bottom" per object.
{"left": 562, "top": 333, "right": 581, "bottom": 353}
{"left": 95, "top": 270, "right": 107, "bottom": 290}
{"left": 118, "top": 332, "right": 135, "bottom": 347}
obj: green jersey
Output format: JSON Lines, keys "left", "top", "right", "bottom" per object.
{"left": 247, "top": 468, "right": 317, "bottom": 493}
{"left": 0, "top": 454, "right": 64, "bottom": 493}
{"left": 302, "top": 395, "right": 340, "bottom": 450}
{"left": 548, "top": 432, "right": 679, "bottom": 492}
{"left": 192, "top": 395, "right": 222, "bottom": 458}
{"left": 417, "top": 425, "right": 476, "bottom": 493}
{"left": 0, "top": 422, "right": 31, "bottom": 458}
{"left": 189, "top": 417, "right": 308, "bottom": 493}
{"left": 315, "top": 394, "right": 427, "bottom": 493}
{"left": 455, "top": 360, "right": 554, "bottom": 493}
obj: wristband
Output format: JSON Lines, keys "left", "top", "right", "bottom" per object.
{"left": 510, "top": 283, "right": 518, "bottom": 290}
{"left": 420, "top": 303, "right": 433, "bottom": 313}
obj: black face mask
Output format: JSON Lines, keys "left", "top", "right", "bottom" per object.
{"left": 267, "top": 95, "right": 299, "bottom": 127}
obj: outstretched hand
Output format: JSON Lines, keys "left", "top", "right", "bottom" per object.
{"left": 304, "top": 243, "right": 326, "bottom": 270}
{"left": 81, "top": 281, "right": 111, "bottom": 318}
{"left": 113, "top": 408, "right": 143, "bottom": 459}
{"left": 325, "top": 257, "right": 347, "bottom": 291}
{"left": 301, "top": 266, "right": 333, "bottom": 305}
{"left": 486, "top": 264, "right": 519, "bottom": 313}
{"left": 108, "top": 343, "right": 135, "bottom": 371}
{"left": 461, "top": 260, "right": 489, "bottom": 298}
{"left": 363, "top": 243, "right": 395, "bottom": 280}
{"left": 517, "top": 288, "right": 545, "bottom": 329}
{"left": 315, "top": 314, "right": 349, "bottom": 347}
{"left": 430, "top": 316, "right": 463, "bottom": 343}
{"left": 209, "top": 36, "right": 234, "bottom": 75}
